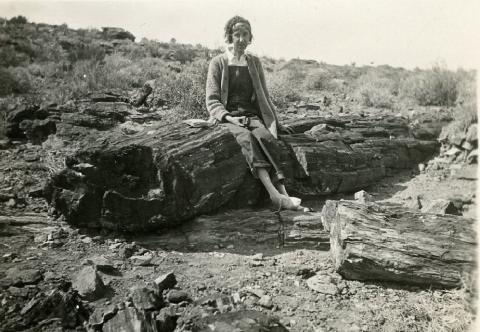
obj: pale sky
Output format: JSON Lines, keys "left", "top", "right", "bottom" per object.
{"left": 0, "top": 0, "right": 479, "bottom": 69}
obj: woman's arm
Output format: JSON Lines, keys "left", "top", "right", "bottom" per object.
{"left": 205, "top": 58, "right": 229, "bottom": 122}
{"left": 255, "top": 58, "right": 294, "bottom": 134}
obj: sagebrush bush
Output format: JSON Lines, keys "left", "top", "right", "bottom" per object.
{"left": 0, "top": 68, "right": 18, "bottom": 96}
{"left": 154, "top": 58, "right": 209, "bottom": 119}
{"left": 265, "top": 70, "right": 302, "bottom": 109}
{"left": 354, "top": 72, "right": 397, "bottom": 109}
{"left": 8, "top": 67, "right": 34, "bottom": 94}
{"left": 8, "top": 16, "right": 28, "bottom": 24}
{"left": 304, "top": 68, "right": 335, "bottom": 91}
{"left": 0, "top": 45, "right": 28, "bottom": 67}
{"left": 400, "top": 64, "right": 459, "bottom": 106}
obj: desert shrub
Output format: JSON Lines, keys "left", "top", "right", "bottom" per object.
{"left": 0, "top": 68, "right": 18, "bottom": 96}
{"left": 400, "top": 64, "right": 459, "bottom": 106}
{"left": 27, "top": 63, "right": 44, "bottom": 77}
{"left": 157, "top": 58, "right": 209, "bottom": 119}
{"left": 67, "top": 41, "right": 106, "bottom": 62}
{"left": 266, "top": 71, "right": 302, "bottom": 109}
{"left": 304, "top": 68, "right": 336, "bottom": 91}
{"left": 35, "top": 42, "right": 66, "bottom": 63}
{"left": 8, "top": 16, "right": 28, "bottom": 25}
{"left": 265, "top": 62, "right": 305, "bottom": 109}
{"left": 354, "top": 73, "right": 396, "bottom": 109}
{"left": 8, "top": 67, "right": 33, "bottom": 93}
{"left": 0, "top": 67, "right": 33, "bottom": 95}
{"left": 99, "top": 55, "right": 175, "bottom": 89}
{"left": 168, "top": 44, "right": 197, "bottom": 64}
{"left": 0, "top": 45, "right": 28, "bottom": 67}
{"left": 456, "top": 68, "right": 476, "bottom": 106}
{"left": 139, "top": 39, "right": 168, "bottom": 59}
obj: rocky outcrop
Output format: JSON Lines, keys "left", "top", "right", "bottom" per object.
{"left": 102, "top": 27, "right": 135, "bottom": 42}
{"left": 42, "top": 102, "right": 439, "bottom": 230}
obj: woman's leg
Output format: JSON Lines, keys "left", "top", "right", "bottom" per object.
{"left": 257, "top": 168, "right": 298, "bottom": 210}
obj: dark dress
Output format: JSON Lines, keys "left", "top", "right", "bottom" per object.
{"left": 224, "top": 65, "right": 285, "bottom": 181}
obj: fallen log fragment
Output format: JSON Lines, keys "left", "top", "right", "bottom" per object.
{"left": 321, "top": 200, "right": 476, "bottom": 288}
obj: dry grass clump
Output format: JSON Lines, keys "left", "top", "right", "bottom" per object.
{"left": 41, "top": 135, "right": 80, "bottom": 176}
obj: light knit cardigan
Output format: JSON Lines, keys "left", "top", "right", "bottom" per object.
{"left": 205, "top": 52, "right": 280, "bottom": 138}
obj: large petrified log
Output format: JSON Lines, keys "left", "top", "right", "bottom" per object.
{"left": 44, "top": 118, "right": 438, "bottom": 231}
{"left": 321, "top": 200, "right": 476, "bottom": 287}
{"left": 36, "top": 95, "right": 440, "bottom": 230}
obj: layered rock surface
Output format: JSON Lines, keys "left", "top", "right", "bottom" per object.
{"left": 21, "top": 95, "right": 439, "bottom": 230}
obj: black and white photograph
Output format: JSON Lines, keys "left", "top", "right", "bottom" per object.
{"left": 0, "top": 0, "right": 478, "bottom": 331}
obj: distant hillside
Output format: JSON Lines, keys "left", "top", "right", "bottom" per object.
{"left": 0, "top": 15, "right": 476, "bottom": 137}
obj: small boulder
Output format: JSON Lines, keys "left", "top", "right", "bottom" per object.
{"left": 154, "top": 271, "right": 177, "bottom": 292}
{"left": 130, "top": 253, "right": 153, "bottom": 266}
{"left": 89, "top": 305, "right": 118, "bottom": 329}
{"left": 3, "top": 267, "right": 43, "bottom": 287}
{"left": 82, "top": 255, "right": 117, "bottom": 274}
{"left": 354, "top": 190, "right": 372, "bottom": 204}
{"left": 421, "top": 199, "right": 460, "bottom": 215}
{"left": 306, "top": 274, "right": 338, "bottom": 295}
{"left": 465, "top": 124, "right": 477, "bottom": 144}
{"left": 103, "top": 307, "right": 157, "bottom": 332}
{"left": 19, "top": 119, "right": 56, "bottom": 144}
{"left": 19, "top": 288, "right": 89, "bottom": 329}
{"left": 156, "top": 307, "right": 178, "bottom": 332}
{"left": 407, "top": 195, "right": 422, "bottom": 211}
{"left": 166, "top": 290, "right": 191, "bottom": 304}
{"left": 129, "top": 286, "right": 163, "bottom": 310}
{"left": 72, "top": 266, "right": 107, "bottom": 301}
{"left": 258, "top": 295, "right": 273, "bottom": 309}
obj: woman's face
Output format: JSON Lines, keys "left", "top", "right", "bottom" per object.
{"left": 231, "top": 25, "right": 251, "bottom": 53}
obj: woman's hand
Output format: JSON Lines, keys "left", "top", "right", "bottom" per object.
{"left": 225, "top": 115, "right": 247, "bottom": 127}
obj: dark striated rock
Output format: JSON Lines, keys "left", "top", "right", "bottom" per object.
{"left": 465, "top": 124, "right": 477, "bottom": 144}
{"left": 3, "top": 288, "right": 89, "bottom": 331}
{"left": 103, "top": 307, "right": 158, "bottom": 332}
{"left": 156, "top": 307, "right": 178, "bottom": 332}
{"left": 19, "top": 118, "right": 56, "bottom": 144}
{"left": 5, "top": 103, "right": 39, "bottom": 139}
{"left": 44, "top": 114, "right": 439, "bottom": 231}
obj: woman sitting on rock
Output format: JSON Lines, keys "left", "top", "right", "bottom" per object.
{"left": 205, "top": 15, "right": 309, "bottom": 211}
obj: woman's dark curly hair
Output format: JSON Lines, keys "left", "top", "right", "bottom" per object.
{"left": 224, "top": 15, "right": 253, "bottom": 43}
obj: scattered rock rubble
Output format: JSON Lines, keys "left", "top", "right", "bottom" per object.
{"left": 0, "top": 92, "right": 476, "bottom": 331}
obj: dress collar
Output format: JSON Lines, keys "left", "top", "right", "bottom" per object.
{"left": 225, "top": 44, "right": 248, "bottom": 66}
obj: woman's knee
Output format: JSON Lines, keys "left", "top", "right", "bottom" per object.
{"left": 234, "top": 130, "right": 257, "bottom": 148}
{"left": 252, "top": 127, "right": 274, "bottom": 141}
